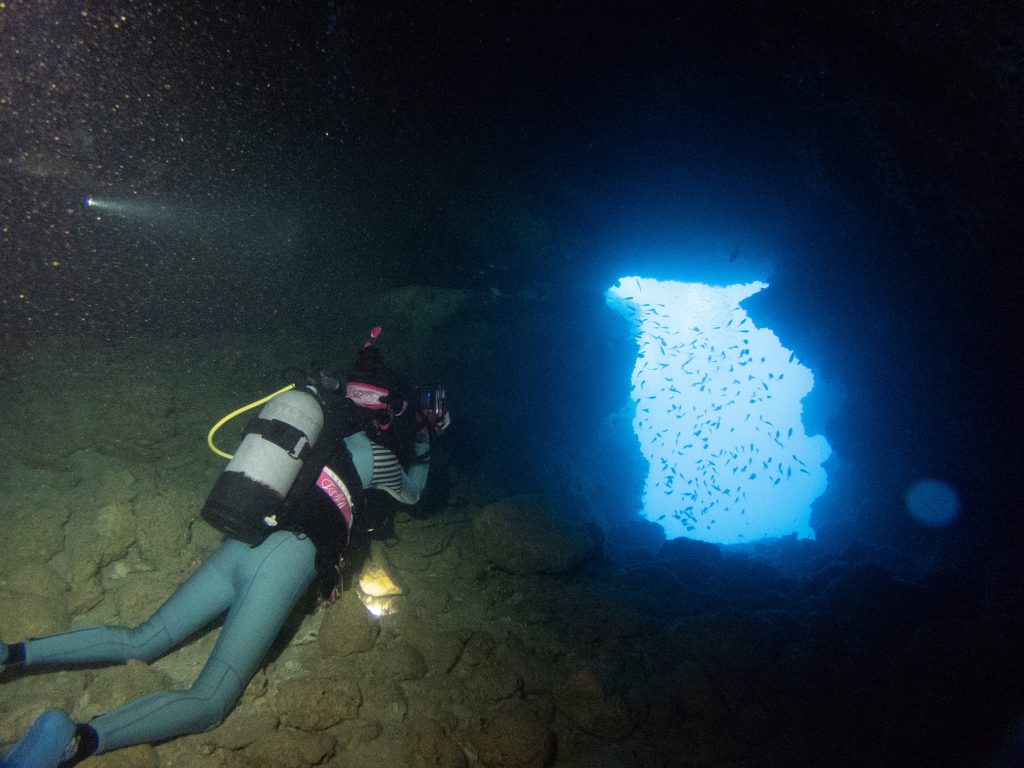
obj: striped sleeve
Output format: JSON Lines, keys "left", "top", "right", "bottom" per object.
{"left": 368, "top": 440, "right": 429, "bottom": 504}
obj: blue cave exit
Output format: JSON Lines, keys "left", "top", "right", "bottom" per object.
{"left": 607, "top": 276, "right": 831, "bottom": 544}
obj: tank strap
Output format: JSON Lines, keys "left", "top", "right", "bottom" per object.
{"left": 277, "top": 396, "right": 363, "bottom": 528}
{"left": 251, "top": 417, "right": 313, "bottom": 460}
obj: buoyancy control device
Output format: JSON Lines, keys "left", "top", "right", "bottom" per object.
{"left": 202, "top": 388, "right": 325, "bottom": 546}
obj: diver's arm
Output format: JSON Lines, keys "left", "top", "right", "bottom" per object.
{"left": 369, "top": 438, "right": 429, "bottom": 504}
{"left": 343, "top": 431, "right": 429, "bottom": 505}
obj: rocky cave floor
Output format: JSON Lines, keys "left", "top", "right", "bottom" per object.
{"left": 1, "top": 336, "right": 1022, "bottom": 768}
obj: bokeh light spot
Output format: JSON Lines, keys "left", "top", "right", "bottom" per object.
{"left": 905, "top": 478, "right": 960, "bottom": 527}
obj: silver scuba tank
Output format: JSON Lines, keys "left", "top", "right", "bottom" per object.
{"left": 225, "top": 389, "right": 324, "bottom": 494}
{"left": 201, "top": 388, "right": 325, "bottom": 545}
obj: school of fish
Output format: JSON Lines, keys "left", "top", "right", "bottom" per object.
{"left": 608, "top": 276, "right": 830, "bottom": 543}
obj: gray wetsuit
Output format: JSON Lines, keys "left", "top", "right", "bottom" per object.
{"left": 19, "top": 432, "right": 428, "bottom": 754}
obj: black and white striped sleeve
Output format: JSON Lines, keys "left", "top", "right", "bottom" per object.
{"left": 368, "top": 439, "right": 429, "bottom": 504}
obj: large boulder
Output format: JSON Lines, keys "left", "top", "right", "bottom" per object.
{"left": 377, "top": 642, "right": 428, "bottom": 682}
{"left": 3, "top": 561, "right": 67, "bottom": 602}
{"left": 0, "top": 505, "right": 66, "bottom": 578}
{"left": 464, "top": 662, "right": 523, "bottom": 703}
{"left": 384, "top": 523, "right": 455, "bottom": 573}
{"left": 466, "top": 700, "right": 555, "bottom": 768}
{"left": 552, "top": 664, "right": 647, "bottom": 740}
{"left": 402, "top": 717, "right": 468, "bottom": 768}
{"left": 317, "top": 590, "right": 379, "bottom": 656}
{"left": 199, "top": 703, "right": 279, "bottom": 751}
{"left": 63, "top": 500, "right": 138, "bottom": 616}
{"left": 275, "top": 673, "right": 361, "bottom": 730}
{"left": 472, "top": 499, "right": 602, "bottom": 575}
{"left": 133, "top": 488, "right": 202, "bottom": 577}
{"left": 405, "top": 624, "right": 471, "bottom": 675}
{"left": 820, "top": 561, "right": 932, "bottom": 658}
{"left": 0, "top": 562, "right": 70, "bottom": 637}
{"left": 225, "top": 730, "right": 336, "bottom": 768}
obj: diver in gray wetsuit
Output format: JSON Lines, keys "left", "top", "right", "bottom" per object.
{"left": 0, "top": 338, "right": 448, "bottom": 768}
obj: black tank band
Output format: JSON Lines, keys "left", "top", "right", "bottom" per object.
{"left": 250, "top": 417, "right": 313, "bottom": 460}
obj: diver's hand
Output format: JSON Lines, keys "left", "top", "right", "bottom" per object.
{"left": 421, "top": 411, "right": 450, "bottom": 439}
{"left": 416, "top": 411, "right": 450, "bottom": 441}
{"left": 433, "top": 412, "right": 451, "bottom": 436}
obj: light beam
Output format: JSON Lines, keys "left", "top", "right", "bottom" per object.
{"left": 83, "top": 196, "right": 174, "bottom": 223}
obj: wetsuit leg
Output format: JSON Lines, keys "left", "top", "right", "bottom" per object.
{"left": 22, "top": 540, "right": 240, "bottom": 667}
{"left": 88, "top": 531, "right": 316, "bottom": 753}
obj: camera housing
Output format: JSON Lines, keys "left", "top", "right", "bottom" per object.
{"left": 417, "top": 386, "right": 447, "bottom": 422}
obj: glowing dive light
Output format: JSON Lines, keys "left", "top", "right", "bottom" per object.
{"left": 81, "top": 196, "right": 173, "bottom": 222}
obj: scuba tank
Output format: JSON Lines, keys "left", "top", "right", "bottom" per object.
{"left": 201, "top": 388, "right": 325, "bottom": 546}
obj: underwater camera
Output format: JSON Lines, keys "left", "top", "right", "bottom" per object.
{"left": 417, "top": 386, "right": 448, "bottom": 422}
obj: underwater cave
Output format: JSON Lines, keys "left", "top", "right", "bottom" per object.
{"left": 1, "top": 2, "right": 1021, "bottom": 768}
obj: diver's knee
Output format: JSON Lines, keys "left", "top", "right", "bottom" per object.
{"left": 193, "top": 698, "right": 231, "bottom": 732}
{"left": 121, "top": 618, "right": 173, "bottom": 662}
{"left": 191, "top": 659, "right": 245, "bottom": 728}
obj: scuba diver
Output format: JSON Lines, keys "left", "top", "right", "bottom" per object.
{"left": 0, "top": 329, "right": 449, "bottom": 767}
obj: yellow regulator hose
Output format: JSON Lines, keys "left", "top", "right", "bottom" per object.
{"left": 207, "top": 383, "right": 296, "bottom": 460}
